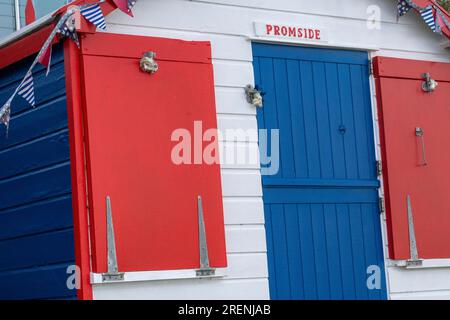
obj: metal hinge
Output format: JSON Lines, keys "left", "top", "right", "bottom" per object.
{"left": 102, "top": 196, "right": 125, "bottom": 282}
{"left": 368, "top": 59, "right": 374, "bottom": 76}
{"left": 376, "top": 160, "right": 382, "bottom": 177}
{"left": 196, "top": 195, "right": 216, "bottom": 277}
{"left": 405, "top": 195, "right": 423, "bottom": 267}
{"left": 379, "top": 196, "right": 385, "bottom": 214}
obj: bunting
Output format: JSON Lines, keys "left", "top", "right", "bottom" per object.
{"left": 421, "top": 6, "right": 437, "bottom": 32}
{"left": 25, "top": 0, "right": 36, "bottom": 25}
{"left": 38, "top": 45, "right": 52, "bottom": 76}
{"left": 398, "top": 0, "right": 412, "bottom": 16}
{"left": 435, "top": 8, "right": 445, "bottom": 32}
{"left": 1, "top": 1, "right": 139, "bottom": 133}
{"left": 112, "top": 0, "right": 138, "bottom": 17}
{"left": 397, "top": 0, "right": 450, "bottom": 38}
{"left": 17, "top": 72, "right": 36, "bottom": 107}
{"left": 59, "top": 16, "right": 80, "bottom": 48}
{"left": 0, "top": 103, "right": 11, "bottom": 131}
{"left": 81, "top": 4, "right": 107, "bottom": 30}
{"left": 436, "top": 6, "right": 450, "bottom": 29}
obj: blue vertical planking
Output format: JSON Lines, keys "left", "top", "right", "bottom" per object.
{"left": 0, "top": 44, "right": 77, "bottom": 300}
{"left": 253, "top": 43, "right": 387, "bottom": 300}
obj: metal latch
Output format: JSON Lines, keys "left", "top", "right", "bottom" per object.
{"left": 421, "top": 73, "right": 438, "bottom": 92}
{"left": 245, "top": 85, "right": 264, "bottom": 108}
{"left": 415, "top": 127, "right": 428, "bottom": 167}
{"left": 196, "top": 196, "right": 216, "bottom": 277}
{"left": 140, "top": 51, "right": 158, "bottom": 74}
{"left": 102, "top": 196, "right": 125, "bottom": 282}
{"left": 405, "top": 195, "right": 423, "bottom": 267}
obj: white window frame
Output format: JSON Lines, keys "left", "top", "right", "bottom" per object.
{"left": 14, "top": 0, "right": 21, "bottom": 31}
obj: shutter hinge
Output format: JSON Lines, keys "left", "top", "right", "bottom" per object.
{"left": 102, "top": 196, "right": 125, "bottom": 282}
{"left": 196, "top": 195, "right": 216, "bottom": 277}
{"left": 379, "top": 196, "right": 385, "bottom": 214}
{"left": 376, "top": 160, "right": 382, "bottom": 177}
{"left": 369, "top": 59, "right": 374, "bottom": 76}
{"left": 406, "top": 195, "right": 423, "bottom": 267}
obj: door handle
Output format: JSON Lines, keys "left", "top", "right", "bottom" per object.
{"left": 415, "top": 127, "right": 428, "bottom": 167}
{"left": 338, "top": 125, "right": 347, "bottom": 135}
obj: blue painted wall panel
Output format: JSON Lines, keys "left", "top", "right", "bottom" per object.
{"left": 253, "top": 43, "right": 387, "bottom": 300}
{"left": 0, "top": 44, "right": 77, "bottom": 300}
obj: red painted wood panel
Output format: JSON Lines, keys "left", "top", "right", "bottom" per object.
{"left": 79, "top": 33, "right": 227, "bottom": 273}
{"left": 374, "top": 57, "right": 450, "bottom": 82}
{"left": 375, "top": 57, "right": 450, "bottom": 260}
{"left": 64, "top": 40, "right": 92, "bottom": 300}
{"left": 81, "top": 32, "right": 212, "bottom": 64}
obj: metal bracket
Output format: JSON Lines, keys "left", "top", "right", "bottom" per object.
{"left": 405, "top": 195, "right": 423, "bottom": 267}
{"left": 140, "top": 51, "right": 159, "bottom": 74}
{"left": 421, "top": 73, "right": 438, "bottom": 92}
{"left": 196, "top": 196, "right": 216, "bottom": 277}
{"left": 245, "top": 85, "right": 264, "bottom": 108}
{"left": 102, "top": 196, "right": 125, "bottom": 282}
{"left": 368, "top": 59, "right": 374, "bottom": 76}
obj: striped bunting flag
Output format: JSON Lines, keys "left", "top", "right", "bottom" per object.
{"left": 18, "top": 72, "right": 35, "bottom": 107}
{"left": 0, "top": 103, "right": 11, "bottom": 129}
{"left": 421, "top": 6, "right": 437, "bottom": 32}
{"left": 81, "top": 4, "right": 106, "bottom": 30}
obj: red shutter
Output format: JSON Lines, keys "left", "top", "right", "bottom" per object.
{"left": 79, "top": 33, "right": 227, "bottom": 273}
{"left": 374, "top": 57, "right": 450, "bottom": 260}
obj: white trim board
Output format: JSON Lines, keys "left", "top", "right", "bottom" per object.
{"left": 91, "top": 268, "right": 228, "bottom": 284}
{"left": 248, "top": 36, "right": 380, "bottom": 51}
{"left": 388, "top": 259, "right": 450, "bottom": 270}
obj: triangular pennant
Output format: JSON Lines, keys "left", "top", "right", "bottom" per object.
{"left": 436, "top": 8, "right": 450, "bottom": 30}
{"left": 25, "top": 0, "right": 36, "bottom": 25}
{"left": 435, "top": 9, "right": 445, "bottom": 34}
{"left": 421, "top": 6, "right": 437, "bottom": 32}
{"left": 17, "top": 72, "right": 36, "bottom": 108}
{"left": 81, "top": 4, "right": 107, "bottom": 30}
{"left": 112, "top": 0, "right": 137, "bottom": 17}
{"left": 0, "top": 102, "right": 11, "bottom": 130}
{"left": 38, "top": 44, "right": 52, "bottom": 76}
{"left": 397, "top": 0, "right": 412, "bottom": 17}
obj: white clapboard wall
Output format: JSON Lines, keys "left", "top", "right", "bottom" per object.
{"left": 91, "top": 0, "right": 450, "bottom": 300}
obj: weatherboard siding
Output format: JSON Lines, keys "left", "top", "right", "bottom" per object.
{"left": 89, "top": 0, "right": 450, "bottom": 299}
{"left": 0, "top": 45, "right": 77, "bottom": 300}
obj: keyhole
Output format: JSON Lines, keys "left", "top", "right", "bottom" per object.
{"left": 339, "top": 125, "right": 347, "bottom": 135}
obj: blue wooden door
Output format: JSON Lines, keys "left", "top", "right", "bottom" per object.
{"left": 253, "top": 43, "right": 387, "bottom": 300}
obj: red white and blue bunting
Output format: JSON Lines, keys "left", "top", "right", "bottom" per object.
{"left": 17, "top": 72, "right": 36, "bottom": 108}
{"left": 112, "top": 0, "right": 137, "bottom": 17}
{"left": 81, "top": 4, "right": 107, "bottom": 30}
{"left": 421, "top": 6, "right": 438, "bottom": 31}
{"left": 398, "top": 0, "right": 450, "bottom": 36}
{"left": 0, "top": 0, "right": 139, "bottom": 133}
{"left": 398, "top": 1, "right": 413, "bottom": 16}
